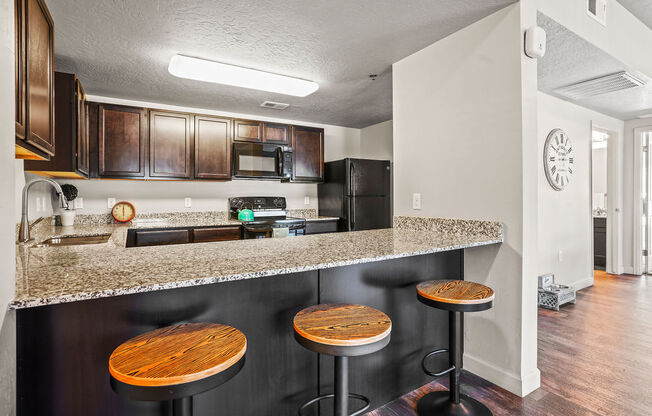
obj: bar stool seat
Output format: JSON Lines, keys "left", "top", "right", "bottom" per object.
{"left": 416, "top": 280, "right": 494, "bottom": 416}
{"left": 294, "top": 304, "right": 391, "bottom": 416}
{"left": 109, "top": 322, "right": 246, "bottom": 416}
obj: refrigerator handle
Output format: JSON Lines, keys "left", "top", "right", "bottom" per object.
{"left": 350, "top": 162, "right": 356, "bottom": 231}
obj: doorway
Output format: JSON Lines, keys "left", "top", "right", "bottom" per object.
{"left": 634, "top": 126, "right": 652, "bottom": 274}
{"left": 591, "top": 129, "right": 608, "bottom": 271}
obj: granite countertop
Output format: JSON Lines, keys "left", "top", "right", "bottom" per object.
{"left": 11, "top": 216, "right": 502, "bottom": 309}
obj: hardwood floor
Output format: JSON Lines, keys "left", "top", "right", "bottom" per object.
{"left": 368, "top": 271, "right": 652, "bottom": 416}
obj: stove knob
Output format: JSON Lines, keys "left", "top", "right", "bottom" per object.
{"left": 273, "top": 198, "right": 284, "bottom": 208}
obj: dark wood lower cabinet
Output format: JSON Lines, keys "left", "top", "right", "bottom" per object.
{"left": 305, "top": 220, "right": 338, "bottom": 235}
{"left": 16, "top": 251, "right": 462, "bottom": 416}
{"left": 594, "top": 217, "right": 606, "bottom": 268}
{"left": 193, "top": 226, "right": 241, "bottom": 242}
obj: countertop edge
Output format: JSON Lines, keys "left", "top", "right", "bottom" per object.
{"left": 9, "top": 237, "right": 502, "bottom": 310}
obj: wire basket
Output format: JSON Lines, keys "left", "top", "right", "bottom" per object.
{"left": 538, "top": 284, "right": 576, "bottom": 311}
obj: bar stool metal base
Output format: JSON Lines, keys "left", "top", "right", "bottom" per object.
{"left": 416, "top": 391, "right": 492, "bottom": 416}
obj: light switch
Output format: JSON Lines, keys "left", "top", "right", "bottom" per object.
{"left": 107, "top": 198, "right": 116, "bottom": 209}
{"left": 412, "top": 193, "right": 422, "bottom": 210}
{"left": 185, "top": 197, "right": 192, "bottom": 208}
{"left": 74, "top": 197, "right": 84, "bottom": 209}
{"left": 558, "top": 250, "right": 564, "bottom": 263}
{"left": 304, "top": 196, "right": 310, "bottom": 205}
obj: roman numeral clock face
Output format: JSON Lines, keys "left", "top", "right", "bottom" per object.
{"left": 544, "top": 129, "right": 574, "bottom": 191}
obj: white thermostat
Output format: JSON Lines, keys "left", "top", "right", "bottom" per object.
{"left": 524, "top": 26, "right": 546, "bottom": 59}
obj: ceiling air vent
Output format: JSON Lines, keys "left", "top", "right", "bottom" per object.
{"left": 260, "top": 101, "right": 290, "bottom": 110}
{"left": 554, "top": 71, "right": 645, "bottom": 100}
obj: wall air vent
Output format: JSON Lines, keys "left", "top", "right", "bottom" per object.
{"left": 554, "top": 71, "right": 645, "bottom": 100}
{"left": 260, "top": 101, "right": 290, "bottom": 110}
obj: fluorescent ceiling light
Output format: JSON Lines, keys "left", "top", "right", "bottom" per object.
{"left": 637, "top": 113, "right": 652, "bottom": 119}
{"left": 168, "top": 55, "right": 319, "bottom": 97}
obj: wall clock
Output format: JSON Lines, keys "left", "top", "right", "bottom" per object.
{"left": 544, "top": 129, "right": 574, "bottom": 191}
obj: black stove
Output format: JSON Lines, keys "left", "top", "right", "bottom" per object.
{"left": 228, "top": 197, "right": 306, "bottom": 239}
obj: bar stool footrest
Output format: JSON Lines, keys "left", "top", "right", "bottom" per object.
{"left": 422, "top": 349, "right": 455, "bottom": 378}
{"left": 298, "top": 392, "right": 370, "bottom": 416}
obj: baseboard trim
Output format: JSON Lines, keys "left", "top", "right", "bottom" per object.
{"left": 463, "top": 353, "right": 540, "bottom": 397}
{"left": 623, "top": 266, "right": 636, "bottom": 275}
{"left": 573, "top": 276, "right": 594, "bottom": 291}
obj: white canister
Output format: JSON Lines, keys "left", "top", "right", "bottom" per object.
{"left": 60, "top": 210, "right": 76, "bottom": 227}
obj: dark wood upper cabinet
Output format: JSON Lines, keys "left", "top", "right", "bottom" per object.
{"left": 15, "top": 0, "right": 26, "bottom": 141}
{"left": 263, "top": 122, "right": 290, "bottom": 144}
{"left": 98, "top": 104, "right": 148, "bottom": 178}
{"left": 149, "top": 111, "right": 191, "bottom": 179}
{"left": 233, "top": 119, "right": 263, "bottom": 142}
{"left": 194, "top": 115, "right": 231, "bottom": 179}
{"left": 25, "top": 72, "right": 89, "bottom": 178}
{"left": 77, "top": 83, "right": 90, "bottom": 176}
{"left": 15, "top": 0, "right": 55, "bottom": 160}
{"left": 291, "top": 125, "right": 324, "bottom": 182}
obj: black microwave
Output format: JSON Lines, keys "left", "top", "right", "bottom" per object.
{"left": 232, "top": 142, "right": 293, "bottom": 180}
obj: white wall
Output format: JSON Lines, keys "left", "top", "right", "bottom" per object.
{"left": 17, "top": 96, "right": 362, "bottom": 219}
{"left": 538, "top": 0, "right": 652, "bottom": 77}
{"left": 393, "top": 3, "right": 540, "bottom": 396}
{"left": 592, "top": 146, "right": 608, "bottom": 210}
{"left": 0, "top": 0, "right": 17, "bottom": 413}
{"left": 537, "top": 92, "right": 623, "bottom": 288}
{"left": 360, "top": 120, "right": 393, "bottom": 161}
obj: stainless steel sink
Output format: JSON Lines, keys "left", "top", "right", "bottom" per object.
{"left": 34, "top": 234, "right": 112, "bottom": 247}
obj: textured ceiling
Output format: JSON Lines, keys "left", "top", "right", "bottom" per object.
{"left": 617, "top": 0, "right": 652, "bottom": 29}
{"left": 538, "top": 13, "right": 652, "bottom": 120}
{"left": 48, "top": 0, "right": 515, "bottom": 129}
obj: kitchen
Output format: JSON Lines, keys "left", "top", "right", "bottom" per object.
{"left": 0, "top": 0, "right": 586, "bottom": 415}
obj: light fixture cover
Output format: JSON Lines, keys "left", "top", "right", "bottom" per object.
{"left": 168, "top": 55, "right": 319, "bottom": 97}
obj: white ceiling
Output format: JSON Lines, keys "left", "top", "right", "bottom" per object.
{"left": 617, "top": 0, "right": 652, "bottom": 30}
{"left": 49, "top": 0, "right": 515, "bottom": 129}
{"left": 538, "top": 13, "right": 652, "bottom": 120}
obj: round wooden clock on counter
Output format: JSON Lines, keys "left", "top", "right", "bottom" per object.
{"left": 112, "top": 201, "right": 135, "bottom": 223}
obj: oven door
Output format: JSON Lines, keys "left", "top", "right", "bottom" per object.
{"left": 232, "top": 143, "right": 290, "bottom": 179}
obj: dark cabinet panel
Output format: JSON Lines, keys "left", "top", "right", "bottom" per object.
{"left": 263, "top": 122, "right": 289, "bottom": 144}
{"left": 134, "top": 229, "right": 191, "bottom": 247}
{"left": 24, "top": 0, "right": 55, "bottom": 155}
{"left": 233, "top": 119, "right": 263, "bottom": 142}
{"left": 149, "top": 111, "right": 191, "bottom": 178}
{"left": 193, "top": 226, "right": 241, "bottom": 243}
{"left": 98, "top": 104, "right": 147, "bottom": 178}
{"left": 194, "top": 115, "right": 231, "bottom": 179}
{"left": 25, "top": 72, "right": 89, "bottom": 178}
{"left": 291, "top": 125, "right": 324, "bottom": 182}
{"left": 304, "top": 220, "right": 338, "bottom": 235}
{"left": 15, "top": 0, "right": 26, "bottom": 141}
{"left": 594, "top": 217, "right": 607, "bottom": 268}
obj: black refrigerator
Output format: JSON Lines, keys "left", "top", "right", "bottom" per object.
{"left": 318, "top": 158, "right": 392, "bottom": 232}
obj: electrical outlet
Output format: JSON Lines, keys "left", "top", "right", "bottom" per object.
{"left": 184, "top": 197, "right": 192, "bottom": 208}
{"left": 412, "top": 193, "right": 422, "bottom": 210}
{"left": 558, "top": 250, "right": 564, "bottom": 262}
{"left": 304, "top": 196, "right": 310, "bottom": 205}
{"left": 74, "top": 197, "right": 84, "bottom": 209}
{"left": 35, "top": 197, "right": 41, "bottom": 212}
{"left": 107, "top": 198, "right": 116, "bottom": 209}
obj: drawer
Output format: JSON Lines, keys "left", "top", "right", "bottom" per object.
{"left": 193, "top": 226, "right": 242, "bottom": 243}
{"left": 305, "top": 220, "right": 338, "bottom": 235}
{"left": 135, "top": 229, "right": 191, "bottom": 247}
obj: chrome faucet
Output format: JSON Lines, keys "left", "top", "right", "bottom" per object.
{"left": 18, "top": 178, "right": 70, "bottom": 243}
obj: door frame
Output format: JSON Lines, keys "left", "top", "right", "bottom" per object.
{"left": 633, "top": 126, "right": 652, "bottom": 275}
{"left": 591, "top": 122, "right": 623, "bottom": 276}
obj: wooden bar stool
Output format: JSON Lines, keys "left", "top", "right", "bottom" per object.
{"left": 416, "top": 280, "right": 494, "bottom": 416}
{"left": 109, "top": 322, "right": 246, "bottom": 416}
{"left": 294, "top": 303, "right": 392, "bottom": 416}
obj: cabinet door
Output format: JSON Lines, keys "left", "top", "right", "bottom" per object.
{"left": 193, "top": 226, "right": 241, "bottom": 243}
{"left": 291, "top": 126, "right": 324, "bottom": 182}
{"left": 233, "top": 119, "right": 263, "bottom": 142}
{"left": 76, "top": 80, "right": 89, "bottom": 176}
{"left": 194, "top": 115, "right": 231, "bottom": 179}
{"left": 15, "top": 0, "right": 26, "bottom": 140}
{"left": 98, "top": 104, "right": 147, "bottom": 178}
{"left": 24, "top": 0, "right": 55, "bottom": 155}
{"left": 135, "top": 229, "right": 191, "bottom": 247}
{"left": 149, "top": 111, "right": 191, "bottom": 178}
{"left": 263, "top": 122, "right": 289, "bottom": 144}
